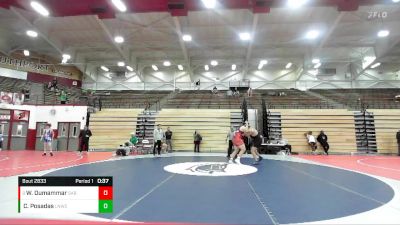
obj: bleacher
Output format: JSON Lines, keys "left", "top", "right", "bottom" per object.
{"left": 90, "top": 108, "right": 142, "bottom": 149}
{"left": 161, "top": 89, "right": 337, "bottom": 110}
{"left": 0, "top": 76, "right": 82, "bottom": 105}
{"left": 249, "top": 89, "right": 336, "bottom": 109}
{"left": 275, "top": 109, "right": 358, "bottom": 154}
{"left": 42, "top": 86, "right": 82, "bottom": 105}
{"left": 164, "top": 90, "right": 242, "bottom": 109}
{"left": 0, "top": 76, "right": 30, "bottom": 93}
{"left": 313, "top": 89, "right": 400, "bottom": 109}
{"left": 94, "top": 90, "right": 170, "bottom": 109}
{"left": 370, "top": 109, "right": 400, "bottom": 154}
{"left": 155, "top": 109, "right": 239, "bottom": 152}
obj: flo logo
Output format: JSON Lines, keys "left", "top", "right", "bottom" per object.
{"left": 164, "top": 162, "right": 257, "bottom": 177}
{"left": 187, "top": 163, "right": 228, "bottom": 174}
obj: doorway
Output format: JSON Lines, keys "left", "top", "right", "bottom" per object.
{"left": 57, "top": 122, "right": 80, "bottom": 151}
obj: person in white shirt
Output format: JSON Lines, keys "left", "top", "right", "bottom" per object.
{"left": 42, "top": 123, "right": 54, "bottom": 156}
{"left": 305, "top": 131, "right": 317, "bottom": 154}
{"left": 153, "top": 124, "right": 164, "bottom": 156}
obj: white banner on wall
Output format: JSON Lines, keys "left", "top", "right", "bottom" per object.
{"left": 0, "top": 67, "right": 27, "bottom": 80}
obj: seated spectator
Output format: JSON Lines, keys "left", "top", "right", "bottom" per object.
{"left": 317, "top": 130, "right": 329, "bottom": 155}
{"left": 22, "top": 88, "right": 30, "bottom": 100}
{"left": 212, "top": 86, "right": 218, "bottom": 94}
{"left": 195, "top": 80, "right": 200, "bottom": 90}
{"left": 128, "top": 133, "right": 139, "bottom": 153}
{"left": 305, "top": 131, "right": 317, "bottom": 154}
{"left": 48, "top": 78, "right": 58, "bottom": 91}
{"left": 116, "top": 145, "right": 128, "bottom": 156}
{"left": 233, "top": 88, "right": 240, "bottom": 97}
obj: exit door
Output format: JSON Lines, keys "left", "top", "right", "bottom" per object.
{"left": 10, "top": 121, "right": 28, "bottom": 150}
{"left": 58, "top": 122, "right": 80, "bottom": 151}
{"left": 0, "top": 122, "right": 10, "bottom": 150}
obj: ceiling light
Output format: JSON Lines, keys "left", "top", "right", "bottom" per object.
{"left": 371, "top": 62, "right": 381, "bottom": 69}
{"left": 117, "top": 61, "right": 125, "bottom": 67}
{"left": 163, "top": 61, "right": 171, "bottom": 67}
{"left": 178, "top": 65, "right": 184, "bottom": 71}
{"left": 286, "top": 62, "right": 292, "bottom": 69}
{"left": 287, "top": 0, "right": 308, "bottom": 8}
{"left": 205, "top": 65, "right": 209, "bottom": 71}
{"left": 152, "top": 65, "right": 158, "bottom": 71}
{"left": 377, "top": 30, "right": 390, "bottom": 38}
{"left": 312, "top": 58, "right": 320, "bottom": 64}
{"left": 306, "top": 30, "right": 320, "bottom": 39}
{"left": 101, "top": 66, "right": 109, "bottom": 72}
{"left": 114, "top": 36, "right": 124, "bottom": 43}
{"left": 239, "top": 32, "right": 251, "bottom": 41}
{"left": 363, "top": 56, "right": 376, "bottom": 62}
{"left": 393, "top": 0, "right": 400, "bottom": 2}
{"left": 182, "top": 34, "right": 192, "bottom": 42}
{"left": 211, "top": 60, "right": 218, "bottom": 66}
{"left": 126, "top": 66, "right": 133, "bottom": 71}
{"left": 23, "top": 50, "right": 30, "bottom": 56}
{"left": 232, "top": 64, "right": 237, "bottom": 71}
{"left": 62, "top": 54, "right": 71, "bottom": 60}
{"left": 314, "top": 63, "right": 321, "bottom": 69}
{"left": 258, "top": 60, "right": 268, "bottom": 70}
{"left": 26, "top": 30, "right": 38, "bottom": 37}
{"left": 30, "top": 1, "right": 49, "bottom": 17}
{"left": 61, "top": 54, "right": 71, "bottom": 64}
{"left": 201, "top": 0, "right": 216, "bottom": 9}
{"left": 111, "top": 0, "right": 127, "bottom": 12}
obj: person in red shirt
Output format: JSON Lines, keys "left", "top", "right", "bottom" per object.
{"left": 228, "top": 126, "right": 247, "bottom": 164}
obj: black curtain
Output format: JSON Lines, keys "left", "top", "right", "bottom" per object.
{"left": 262, "top": 99, "right": 269, "bottom": 139}
{"left": 241, "top": 98, "right": 248, "bottom": 124}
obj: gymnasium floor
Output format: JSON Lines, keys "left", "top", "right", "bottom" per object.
{"left": 0, "top": 151, "right": 400, "bottom": 225}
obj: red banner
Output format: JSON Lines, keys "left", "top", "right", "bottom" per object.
{"left": 0, "top": 92, "right": 13, "bottom": 104}
{"left": 13, "top": 110, "right": 29, "bottom": 121}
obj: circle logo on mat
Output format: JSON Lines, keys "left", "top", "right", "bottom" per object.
{"left": 164, "top": 162, "right": 257, "bottom": 177}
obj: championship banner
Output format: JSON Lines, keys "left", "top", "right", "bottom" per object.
{"left": 0, "top": 92, "right": 13, "bottom": 104}
{"left": 13, "top": 110, "right": 29, "bottom": 121}
{"left": 13, "top": 93, "right": 24, "bottom": 105}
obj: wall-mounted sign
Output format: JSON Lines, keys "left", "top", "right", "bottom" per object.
{"left": 0, "top": 92, "right": 13, "bottom": 104}
{"left": 13, "top": 110, "right": 29, "bottom": 121}
{"left": 0, "top": 115, "right": 10, "bottom": 120}
{"left": 0, "top": 92, "right": 24, "bottom": 105}
{"left": 0, "top": 55, "right": 73, "bottom": 77}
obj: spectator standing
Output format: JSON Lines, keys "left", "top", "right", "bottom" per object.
{"left": 60, "top": 90, "right": 67, "bottom": 104}
{"left": 79, "top": 125, "right": 92, "bottom": 154}
{"left": 226, "top": 127, "right": 235, "bottom": 157}
{"left": 41, "top": 123, "right": 54, "bottom": 156}
{"left": 165, "top": 127, "right": 173, "bottom": 153}
{"left": 193, "top": 130, "right": 202, "bottom": 152}
{"left": 305, "top": 131, "right": 317, "bottom": 154}
{"left": 153, "top": 124, "right": 164, "bottom": 156}
{"left": 247, "top": 87, "right": 252, "bottom": 97}
{"left": 317, "top": 130, "right": 330, "bottom": 155}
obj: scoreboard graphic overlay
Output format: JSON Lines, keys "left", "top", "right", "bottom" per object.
{"left": 18, "top": 177, "right": 113, "bottom": 213}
